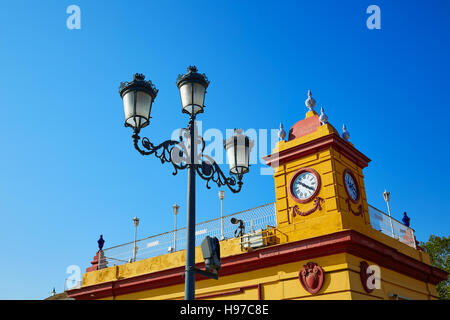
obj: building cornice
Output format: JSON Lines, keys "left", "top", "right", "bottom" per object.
{"left": 66, "top": 230, "right": 447, "bottom": 300}
{"left": 263, "top": 133, "right": 371, "bottom": 169}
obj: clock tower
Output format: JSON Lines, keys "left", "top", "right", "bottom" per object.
{"left": 263, "top": 92, "right": 372, "bottom": 244}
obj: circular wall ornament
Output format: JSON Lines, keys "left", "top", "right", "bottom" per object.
{"left": 289, "top": 168, "right": 321, "bottom": 204}
{"left": 343, "top": 169, "right": 360, "bottom": 203}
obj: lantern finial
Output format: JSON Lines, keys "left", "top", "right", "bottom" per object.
{"left": 133, "top": 73, "right": 145, "bottom": 81}
{"left": 187, "top": 66, "right": 198, "bottom": 73}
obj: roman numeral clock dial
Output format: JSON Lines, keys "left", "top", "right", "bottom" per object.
{"left": 289, "top": 168, "right": 321, "bottom": 203}
{"left": 343, "top": 169, "right": 360, "bottom": 203}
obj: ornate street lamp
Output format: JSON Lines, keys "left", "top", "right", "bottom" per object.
{"left": 176, "top": 66, "right": 209, "bottom": 115}
{"left": 172, "top": 203, "right": 180, "bottom": 251}
{"left": 132, "top": 217, "right": 140, "bottom": 262}
{"left": 118, "top": 66, "right": 254, "bottom": 300}
{"left": 218, "top": 191, "right": 225, "bottom": 240}
{"left": 119, "top": 73, "right": 158, "bottom": 131}
{"left": 224, "top": 129, "right": 253, "bottom": 176}
{"left": 382, "top": 190, "right": 395, "bottom": 238}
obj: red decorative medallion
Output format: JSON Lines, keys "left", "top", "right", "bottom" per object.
{"left": 298, "top": 262, "right": 324, "bottom": 294}
{"left": 360, "top": 261, "right": 375, "bottom": 293}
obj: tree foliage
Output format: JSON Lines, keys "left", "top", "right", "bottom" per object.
{"left": 420, "top": 235, "right": 449, "bottom": 300}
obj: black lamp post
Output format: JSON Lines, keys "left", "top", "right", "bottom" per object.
{"left": 118, "top": 66, "right": 254, "bottom": 300}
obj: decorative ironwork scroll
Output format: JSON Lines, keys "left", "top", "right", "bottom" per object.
{"left": 131, "top": 115, "right": 243, "bottom": 193}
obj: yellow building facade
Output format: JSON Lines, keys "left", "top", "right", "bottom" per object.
{"left": 67, "top": 108, "right": 447, "bottom": 300}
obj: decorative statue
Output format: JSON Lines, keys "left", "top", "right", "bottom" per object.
{"left": 402, "top": 212, "right": 410, "bottom": 227}
{"left": 97, "top": 235, "right": 105, "bottom": 251}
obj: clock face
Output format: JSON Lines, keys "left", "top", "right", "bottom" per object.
{"left": 290, "top": 169, "right": 320, "bottom": 203}
{"left": 344, "top": 170, "right": 359, "bottom": 202}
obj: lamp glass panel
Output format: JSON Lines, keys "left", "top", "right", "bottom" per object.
{"left": 179, "top": 82, "right": 205, "bottom": 114}
{"left": 179, "top": 82, "right": 193, "bottom": 111}
{"left": 235, "top": 143, "right": 248, "bottom": 171}
{"left": 193, "top": 82, "right": 206, "bottom": 108}
{"left": 123, "top": 90, "right": 152, "bottom": 129}
{"left": 123, "top": 91, "right": 135, "bottom": 122}
{"left": 135, "top": 91, "right": 152, "bottom": 119}
{"left": 226, "top": 144, "right": 237, "bottom": 173}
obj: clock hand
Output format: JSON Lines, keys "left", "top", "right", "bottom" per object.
{"left": 298, "top": 181, "right": 314, "bottom": 191}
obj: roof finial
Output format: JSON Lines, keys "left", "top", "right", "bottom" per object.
{"left": 319, "top": 106, "right": 328, "bottom": 125}
{"left": 342, "top": 124, "right": 350, "bottom": 141}
{"left": 402, "top": 212, "right": 410, "bottom": 227}
{"left": 97, "top": 235, "right": 105, "bottom": 251}
{"left": 278, "top": 123, "right": 286, "bottom": 141}
{"left": 305, "top": 90, "right": 316, "bottom": 111}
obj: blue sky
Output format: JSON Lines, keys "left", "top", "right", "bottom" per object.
{"left": 0, "top": 0, "right": 449, "bottom": 299}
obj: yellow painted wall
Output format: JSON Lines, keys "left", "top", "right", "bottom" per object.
{"left": 97, "top": 252, "right": 438, "bottom": 300}
{"left": 82, "top": 237, "right": 243, "bottom": 287}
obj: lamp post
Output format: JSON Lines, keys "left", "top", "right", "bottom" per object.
{"left": 172, "top": 203, "right": 180, "bottom": 251}
{"left": 382, "top": 190, "right": 395, "bottom": 238}
{"left": 118, "top": 66, "right": 254, "bottom": 300}
{"left": 218, "top": 190, "right": 225, "bottom": 240}
{"left": 132, "top": 216, "right": 140, "bottom": 262}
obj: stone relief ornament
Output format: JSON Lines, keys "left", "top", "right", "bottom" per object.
{"left": 298, "top": 262, "right": 325, "bottom": 294}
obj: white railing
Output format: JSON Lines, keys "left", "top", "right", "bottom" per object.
{"left": 368, "top": 205, "right": 416, "bottom": 248}
{"left": 102, "top": 202, "right": 277, "bottom": 267}
{"left": 100, "top": 201, "right": 417, "bottom": 268}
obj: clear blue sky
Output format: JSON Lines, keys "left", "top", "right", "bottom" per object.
{"left": 0, "top": 0, "right": 449, "bottom": 299}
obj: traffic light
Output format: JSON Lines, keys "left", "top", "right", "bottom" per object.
{"left": 201, "top": 236, "right": 221, "bottom": 273}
